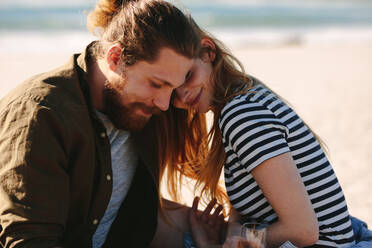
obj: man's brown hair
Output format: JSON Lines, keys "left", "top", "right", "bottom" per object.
{"left": 87, "top": 0, "right": 201, "bottom": 65}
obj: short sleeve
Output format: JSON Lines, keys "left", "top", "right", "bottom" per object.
{"left": 219, "top": 98, "right": 290, "bottom": 173}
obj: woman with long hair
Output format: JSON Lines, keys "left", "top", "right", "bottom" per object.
{"left": 156, "top": 28, "right": 357, "bottom": 247}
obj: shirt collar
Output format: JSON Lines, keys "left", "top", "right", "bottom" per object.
{"left": 74, "top": 41, "right": 99, "bottom": 115}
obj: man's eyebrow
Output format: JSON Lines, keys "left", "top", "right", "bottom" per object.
{"left": 153, "top": 76, "right": 172, "bottom": 86}
{"left": 153, "top": 69, "right": 191, "bottom": 87}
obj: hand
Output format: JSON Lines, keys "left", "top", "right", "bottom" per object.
{"left": 188, "top": 197, "right": 227, "bottom": 248}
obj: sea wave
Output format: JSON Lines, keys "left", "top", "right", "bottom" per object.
{"left": 1, "top": 26, "right": 372, "bottom": 55}
{"left": 209, "top": 26, "right": 372, "bottom": 48}
{"left": 1, "top": 1, "right": 372, "bottom": 54}
{"left": 0, "top": 31, "right": 94, "bottom": 54}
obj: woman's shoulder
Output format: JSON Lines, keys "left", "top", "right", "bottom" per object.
{"left": 221, "top": 84, "right": 278, "bottom": 116}
{"left": 219, "top": 83, "right": 295, "bottom": 137}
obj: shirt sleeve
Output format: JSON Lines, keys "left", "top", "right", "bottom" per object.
{"left": 219, "top": 99, "right": 291, "bottom": 174}
{"left": 0, "top": 97, "right": 69, "bottom": 247}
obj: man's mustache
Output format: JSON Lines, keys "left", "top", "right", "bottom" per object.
{"left": 131, "top": 102, "right": 161, "bottom": 115}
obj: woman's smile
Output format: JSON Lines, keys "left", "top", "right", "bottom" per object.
{"left": 189, "top": 88, "right": 203, "bottom": 107}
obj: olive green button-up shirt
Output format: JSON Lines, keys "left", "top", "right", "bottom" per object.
{"left": 0, "top": 45, "right": 158, "bottom": 247}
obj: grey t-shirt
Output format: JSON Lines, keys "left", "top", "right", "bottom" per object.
{"left": 93, "top": 111, "right": 138, "bottom": 248}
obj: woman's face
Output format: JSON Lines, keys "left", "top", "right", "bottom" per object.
{"left": 172, "top": 38, "right": 215, "bottom": 113}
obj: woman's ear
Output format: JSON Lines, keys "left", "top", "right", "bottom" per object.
{"left": 201, "top": 38, "right": 216, "bottom": 62}
{"left": 106, "top": 44, "right": 123, "bottom": 72}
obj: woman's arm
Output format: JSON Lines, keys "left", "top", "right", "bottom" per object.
{"left": 223, "top": 152, "right": 318, "bottom": 247}
{"left": 251, "top": 152, "right": 319, "bottom": 247}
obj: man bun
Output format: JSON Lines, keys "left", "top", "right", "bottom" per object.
{"left": 87, "top": 0, "right": 138, "bottom": 35}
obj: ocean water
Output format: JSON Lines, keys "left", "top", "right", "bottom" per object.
{"left": 1, "top": 0, "right": 372, "bottom": 54}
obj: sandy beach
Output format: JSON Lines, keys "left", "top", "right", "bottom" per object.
{"left": 1, "top": 42, "right": 371, "bottom": 226}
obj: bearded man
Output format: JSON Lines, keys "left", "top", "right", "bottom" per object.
{"left": 0, "top": 0, "right": 200, "bottom": 247}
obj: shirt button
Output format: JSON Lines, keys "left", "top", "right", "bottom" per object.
{"left": 93, "top": 219, "right": 99, "bottom": 225}
{"left": 100, "top": 132, "right": 106, "bottom": 138}
{"left": 106, "top": 174, "right": 111, "bottom": 181}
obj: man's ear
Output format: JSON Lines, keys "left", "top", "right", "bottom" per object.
{"left": 201, "top": 38, "right": 216, "bottom": 62}
{"left": 106, "top": 44, "right": 123, "bottom": 72}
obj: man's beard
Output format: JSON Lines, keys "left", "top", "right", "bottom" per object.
{"left": 102, "top": 77, "right": 160, "bottom": 131}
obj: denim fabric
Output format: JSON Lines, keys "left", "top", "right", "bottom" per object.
{"left": 184, "top": 232, "right": 197, "bottom": 248}
{"left": 351, "top": 216, "right": 372, "bottom": 247}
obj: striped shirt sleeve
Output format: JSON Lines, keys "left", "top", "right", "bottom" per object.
{"left": 219, "top": 97, "right": 291, "bottom": 173}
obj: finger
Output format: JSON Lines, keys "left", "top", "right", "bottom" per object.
{"left": 192, "top": 197, "right": 200, "bottom": 212}
{"left": 208, "top": 204, "right": 223, "bottom": 227}
{"left": 212, "top": 204, "right": 223, "bottom": 219}
{"left": 218, "top": 212, "right": 227, "bottom": 228}
{"left": 218, "top": 212, "right": 226, "bottom": 222}
{"left": 217, "top": 213, "right": 228, "bottom": 242}
{"left": 201, "top": 198, "right": 217, "bottom": 220}
{"left": 191, "top": 196, "right": 202, "bottom": 218}
{"left": 188, "top": 198, "right": 202, "bottom": 232}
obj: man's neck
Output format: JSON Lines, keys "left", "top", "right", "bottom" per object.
{"left": 87, "top": 58, "right": 107, "bottom": 112}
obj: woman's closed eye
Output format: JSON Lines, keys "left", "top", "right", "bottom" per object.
{"left": 185, "top": 70, "right": 193, "bottom": 83}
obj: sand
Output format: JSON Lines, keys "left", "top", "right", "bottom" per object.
{"left": 1, "top": 42, "right": 371, "bottom": 226}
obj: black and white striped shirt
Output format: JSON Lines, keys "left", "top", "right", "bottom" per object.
{"left": 220, "top": 85, "right": 355, "bottom": 247}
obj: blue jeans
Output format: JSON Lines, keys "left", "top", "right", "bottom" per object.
{"left": 351, "top": 216, "right": 372, "bottom": 247}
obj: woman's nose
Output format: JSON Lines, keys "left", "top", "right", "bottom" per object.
{"left": 172, "top": 87, "right": 189, "bottom": 109}
{"left": 175, "top": 87, "right": 189, "bottom": 104}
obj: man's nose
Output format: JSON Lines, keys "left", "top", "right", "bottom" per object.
{"left": 153, "top": 90, "right": 172, "bottom": 111}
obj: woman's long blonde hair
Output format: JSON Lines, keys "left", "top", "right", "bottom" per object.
{"left": 156, "top": 29, "right": 328, "bottom": 212}
{"left": 154, "top": 29, "right": 255, "bottom": 210}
